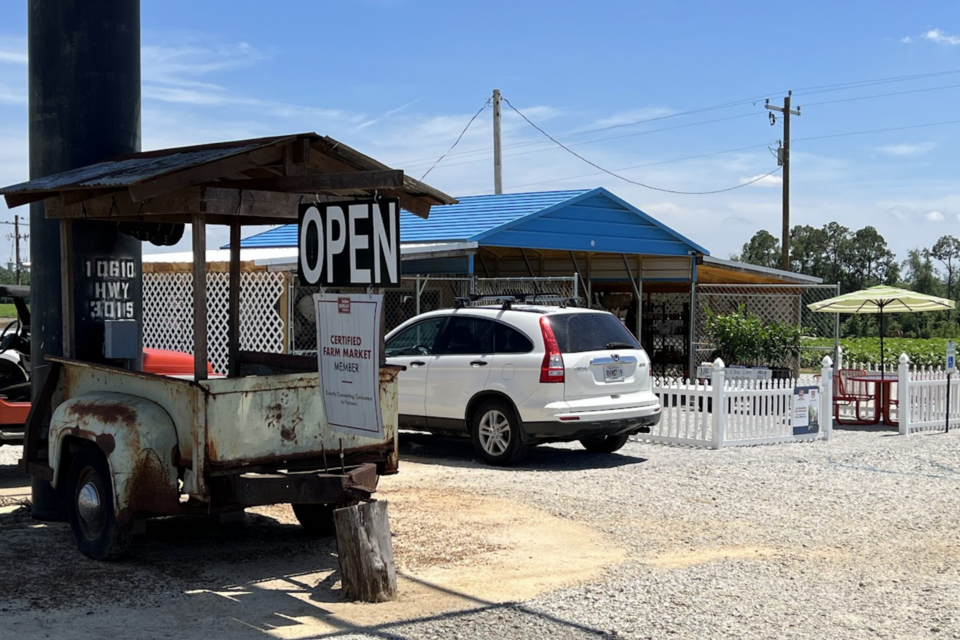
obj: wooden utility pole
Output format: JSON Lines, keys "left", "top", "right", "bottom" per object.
{"left": 766, "top": 92, "right": 800, "bottom": 271}
{"left": 13, "top": 215, "right": 22, "bottom": 285}
{"left": 493, "top": 89, "right": 503, "bottom": 194}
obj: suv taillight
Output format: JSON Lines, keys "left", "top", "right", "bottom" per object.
{"left": 539, "top": 317, "right": 564, "bottom": 383}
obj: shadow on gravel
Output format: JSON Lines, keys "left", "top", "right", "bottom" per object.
{"left": 0, "top": 460, "right": 30, "bottom": 491}
{"left": 832, "top": 423, "right": 899, "bottom": 434}
{"left": 399, "top": 432, "right": 648, "bottom": 471}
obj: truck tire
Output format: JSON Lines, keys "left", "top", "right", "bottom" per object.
{"left": 292, "top": 502, "right": 356, "bottom": 536}
{"left": 67, "top": 446, "right": 132, "bottom": 560}
{"left": 471, "top": 399, "right": 528, "bottom": 466}
{"left": 579, "top": 434, "right": 630, "bottom": 453}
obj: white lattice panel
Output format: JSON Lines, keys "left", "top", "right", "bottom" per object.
{"left": 143, "top": 271, "right": 286, "bottom": 373}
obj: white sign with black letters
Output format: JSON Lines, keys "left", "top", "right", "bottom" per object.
{"left": 314, "top": 293, "right": 384, "bottom": 438}
{"left": 85, "top": 257, "right": 137, "bottom": 320}
{"left": 299, "top": 199, "right": 400, "bottom": 287}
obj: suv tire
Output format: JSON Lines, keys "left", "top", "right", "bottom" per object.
{"left": 471, "top": 399, "right": 527, "bottom": 466}
{"left": 579, "top": 434, "right": 630, "bottom": 453}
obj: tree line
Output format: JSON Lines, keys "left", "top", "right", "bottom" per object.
{"left": 732, "top": 225, "right": 960, "bottom": 339}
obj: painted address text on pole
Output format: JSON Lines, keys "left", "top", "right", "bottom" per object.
{"left": 314, "top": 293, "right": 384, "bottom": 438}
{"left": 85, "top": 258, "right": 137, "bottom": 320}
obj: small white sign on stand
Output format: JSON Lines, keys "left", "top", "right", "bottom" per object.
{"left": 792, "top": 385, "right": 820, "bottom": 435}
{"left": 314, "top": 293, "right": 384, "bottom": 438}
{"left": 947, "top": 341, "right": 956, "bottom": 375}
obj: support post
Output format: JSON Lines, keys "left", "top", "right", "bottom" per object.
{"left": 821, "top": 356, "right": 833, "bottom": 441}
{"left": 192, "top": 216, "right": 208, "bottom": 381}
{"left": 898, "top": 353, "right": 911, "bottom": 436}
{"left": 227, "top": 218, "right": 241, "bottom": 377}
{"left": 586, "top": 253, "right": 593, "bottom": 308}
{"left": 415, "top": 275, "right": 421, "bottom": 316}
{"left": 334, "top": 501, "right": 397, "bottom": 602}
{"left": 688, "top": 253, "right": 698, "bottom": 380}
{"left": 493, "top": 89, "right": 503, "bottom": 195}
{"left": 59, "top": 219, "right": 74, "bottom": 359}
{"left": 622, "top": 253, "right": 641, "bottom": 339}
{"left": 711, "top": 358, "right": 726, "bottom": 449}
{"left": 638, "top": 256, "right": 644, "bottom": 339}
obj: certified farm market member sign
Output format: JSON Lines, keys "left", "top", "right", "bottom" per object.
{"left": 299, "top": 199, "right": 400, "bottom": 287}
{"left": 314, "top": 293, "right": 384, "bottom": 438}
{"left": 792, "top": 385, "right": 820, "bottom": 435}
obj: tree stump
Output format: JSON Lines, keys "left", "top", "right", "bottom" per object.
{"left": 333, "top": 500, "right": 397, "bottom": 602}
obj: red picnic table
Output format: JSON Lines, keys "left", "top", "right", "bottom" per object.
{"left": 847, "top": 374, "right": 898, "bottom": 426}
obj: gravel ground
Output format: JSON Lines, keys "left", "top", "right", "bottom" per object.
{"left": 1, "top": 427, "right": 958, "bottom": 639}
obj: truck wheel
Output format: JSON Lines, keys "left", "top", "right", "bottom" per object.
{"left": 67, "top": 447, "right": 132, "bottom": 560}
{"left": 471, "top": 399, "right": 527, "bottom": 466}
{"left": 579, "top": 434, "right": 630, "bottom": 453}
{"left": 292, "top": 502, "right": 356, "bottom": 536}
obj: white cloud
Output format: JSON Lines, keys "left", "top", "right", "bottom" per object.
{"left": 0, "top": 84, "right": 25, "bottom": 105}
{"left": 643, "top": 202, "right": 682, "bottom": 216}
{"left": 587, "top": 107, "right": 676, "bottom": 129}
{"left": 357, "top": 98, "right": 422, "bottom": 130}
{"left": 0, "top": 51, "right": 26, "bottom": 65}
{"left": 924, "top": 211, "right": 945, "bottom": 222}
{"left": 901, "top": 36, "right": 913, "bottom": 44}
{"left": 922, "top": 28, "right": 960, "bottom": 45}
{"left": 0, "top": 37, "right": 26, "bottom": 65}
{"left": 738, "top": 174, "right": 782, "bottom": 188}
{"left": 876, "top": 142, "right": 937, "bottom": 156}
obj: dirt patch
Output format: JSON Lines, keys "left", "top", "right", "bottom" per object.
{"left": 0, "top": 464, "right": 624, "bottom": 638}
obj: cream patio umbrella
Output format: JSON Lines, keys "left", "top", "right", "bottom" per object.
{"left": 807, "top": 285, "right": 955, "bottom": 409}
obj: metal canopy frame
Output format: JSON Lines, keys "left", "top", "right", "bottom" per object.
{"left": 0, "top": 133, "right": 456, "bottom": 381}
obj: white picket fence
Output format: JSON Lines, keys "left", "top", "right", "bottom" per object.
{"left": 644, "top": 358, "right": 834, "bottom": 449}
{"left": 828, "top": 351, "right": 958, "bottom": 435}
{"left": 897, "top": 354, "right": 960, "bottom": 435}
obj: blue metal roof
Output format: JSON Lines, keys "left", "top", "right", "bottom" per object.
{"left": 237, "top": 188, "right": 708, "bottom": 257}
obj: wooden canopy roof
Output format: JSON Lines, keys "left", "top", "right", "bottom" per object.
{"left": 0, "top": 133, "right": 456, "bottom": 224}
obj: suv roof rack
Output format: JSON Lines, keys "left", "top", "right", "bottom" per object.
{"left": 454, "top": 293, "right": 579, "bottom": 310}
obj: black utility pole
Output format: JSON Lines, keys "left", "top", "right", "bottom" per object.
{"left": 766, "top": 92, "right": 800, "bottom": 272}
{"left": 28, "top": 0, "right": 143, "bottom": 519}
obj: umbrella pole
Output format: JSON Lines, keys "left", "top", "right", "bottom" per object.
{"left": 880, "top": 305, "right": 885, "bottom": 422}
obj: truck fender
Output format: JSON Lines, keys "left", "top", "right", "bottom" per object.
{"left": 49, "top": 392, "right": 180, "bottom": 522}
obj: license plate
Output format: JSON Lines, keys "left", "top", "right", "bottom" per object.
{"left": 604, "top": 365, "right": 624, "bottom": 382}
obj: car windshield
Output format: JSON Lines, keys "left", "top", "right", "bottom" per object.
{"left": 547, "top": 312, "right": 640, "bottom": 353}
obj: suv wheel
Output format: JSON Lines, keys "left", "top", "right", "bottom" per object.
{"left": 471, "top": 399, "right": 527, "bottom": 466}
{"left": 579, "top": 434, "right": 630, "bottom": 453}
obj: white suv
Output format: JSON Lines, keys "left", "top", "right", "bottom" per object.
{"left": 385, "top": 302, "right": 661, "bottom": 466}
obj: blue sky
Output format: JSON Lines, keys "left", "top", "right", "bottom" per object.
{"left": 1, "top": 1, "right": 959, "bottom": 264}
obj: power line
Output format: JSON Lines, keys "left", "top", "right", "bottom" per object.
{"left": 804, "top": 82, "right": 960, "bottom": 107}
{"left": 792, "top": 68, "right": 960, "bottom": 96}
{"left": 795, "top": 118, "right": 960, "bottom": 143}
{"left": 490, "top": 117, "right": 960, "bottom": 195}
{"left": 502, "top": 96, "right": 781, "bottom": 196}
{"left": 403, "top": 111, "right": 758, "bottom": 172}
{"left": 417, "top": 97, "right": 490, "bottom": 181}
{"left": 482, "top": 142, "right": 775, "bottom": 194}
{"left": 399, "top": 67, "right": 960, "bottom": 168}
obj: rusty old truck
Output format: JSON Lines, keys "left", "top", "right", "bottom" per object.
{"left": 1, "top": 132, "right": 455, "bottom": 559}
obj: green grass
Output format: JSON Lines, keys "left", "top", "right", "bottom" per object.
{"left": 0, "top": 303, "right": 18, "bottom": 319}
{"left": 803, "top": 337, "right": 959, "bottom": 368}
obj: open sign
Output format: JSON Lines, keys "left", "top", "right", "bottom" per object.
{"left": 298, "top": 199, "right": 400, "bottom": 287}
